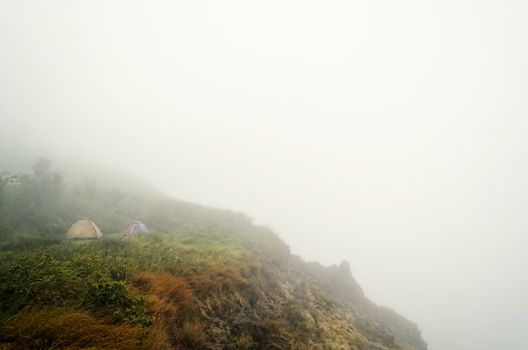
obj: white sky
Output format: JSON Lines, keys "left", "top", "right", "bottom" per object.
{"left": 1, "top": 1, "right": 527, "bottom": 349}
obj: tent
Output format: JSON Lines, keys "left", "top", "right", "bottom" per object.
{"left": 123, "top": 221, "right": 149, "bottom": 236}
{"left": 65, "top": 219, "right": 103, "bottom": 240}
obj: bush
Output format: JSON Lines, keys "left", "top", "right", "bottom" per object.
{"left": 86, "top": 274, "right": 152, "bottom": 327}
{"left": 0, "top": 250, "right": 84, "bottom": 320}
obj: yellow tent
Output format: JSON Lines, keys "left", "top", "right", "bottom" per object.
{"left": 65, "top": 219, "right": 103, "bottom": 240}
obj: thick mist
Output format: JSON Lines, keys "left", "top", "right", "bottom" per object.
{"left": 1, "top": 1, "right": 527, "bottom": 349}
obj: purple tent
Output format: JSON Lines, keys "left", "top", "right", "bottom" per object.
{"left": 123, "top": 221, "right": 150, "bottom": 236}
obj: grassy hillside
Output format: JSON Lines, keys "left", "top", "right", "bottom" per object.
{"left": 0, "top": 160, "right": 427, "bottom": 349}
{"left": 0, "top": 231, "right": 263, "bottom": 349}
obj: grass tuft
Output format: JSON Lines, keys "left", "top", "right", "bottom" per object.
{"left": 179, "top": 320, "right": 207, "bottom": 349}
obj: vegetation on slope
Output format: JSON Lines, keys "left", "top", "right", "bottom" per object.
{"left": 0, "top": 159, "right": 427, "bottom": 349}
{"left": 0, "top": 232, "right": 256, "bottom": 349}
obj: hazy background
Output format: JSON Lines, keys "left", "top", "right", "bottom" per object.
{"left": 1, "top": 1, "right": 527, "bottom": 349}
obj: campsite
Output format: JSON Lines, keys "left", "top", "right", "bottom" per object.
{"left": 2, "top": 1, "right": 526, "bottom": 348}
{"left": 65, "top": 219, "right": 150, "bottom": 240}
{"left": 0, "top": 159, "right": 427, "bottom": 350}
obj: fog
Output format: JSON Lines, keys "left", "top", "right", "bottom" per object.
{"left": 1, "top": 1, "right": 527, "bottom": 349}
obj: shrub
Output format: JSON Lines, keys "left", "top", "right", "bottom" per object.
{"left": 0, "top": 250, "right": 84, "bottom": 320}
{"left": 86, "top": 274, "right": 152, "bottom": 327}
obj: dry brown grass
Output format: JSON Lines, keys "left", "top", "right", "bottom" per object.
{"left": 183, "top": 264, "right": 253, "bottom": 298}
{"left": 178, "top": 320, "right": 207, "bottom": 349}
{"left": 0, "top": 309, "right": 174, "bottom": 350}
{"left": 131, "top": 271, "right": 194, "bottom": 321}
{"left": 140, "top": 321, "right": 174, "bottom": 350}
{"left": 234, "top": 333, "right": 255, "bottom": 350}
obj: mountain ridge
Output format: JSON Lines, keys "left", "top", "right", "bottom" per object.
{"left": 0, "top": 159, "right": 427, "bottom": 349}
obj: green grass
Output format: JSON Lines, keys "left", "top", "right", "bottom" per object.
{"left": 0, "top": 230, "right": 250, "bottom": 324}
{"left": 0, "top": 219, "right": 293, "bottom": 349}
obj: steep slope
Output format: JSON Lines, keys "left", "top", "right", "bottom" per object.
{"left": 0, "top": 161, "right": 427, "bottom": 349}
{"left": 0, "top": 231, "right": 426, "bottom": 350}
